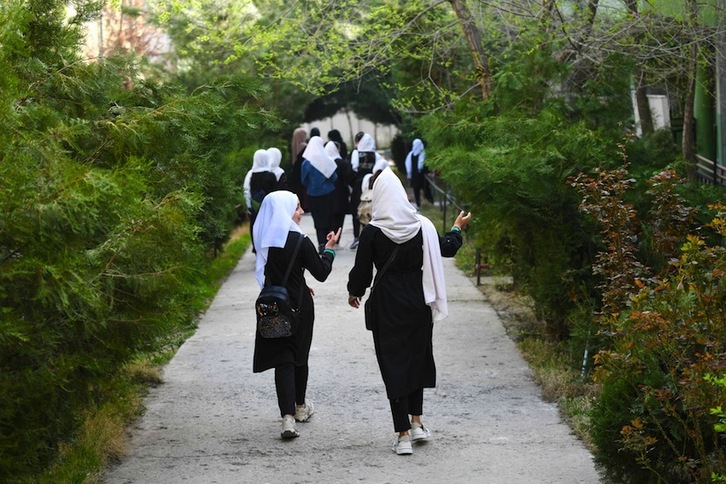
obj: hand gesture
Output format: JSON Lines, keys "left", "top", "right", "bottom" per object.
{"left": 454, "top": 211, "right": 472, "bottom": 230}
{"left": 324, "top": 227, "right": 342, "bottom": 250}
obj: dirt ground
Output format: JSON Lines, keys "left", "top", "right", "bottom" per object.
{"left": 104, "top": 214, "right": 602, "bottom": 483}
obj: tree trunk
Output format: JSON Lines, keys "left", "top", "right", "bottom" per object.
{"left": 447, "top": 0, "right": 491, "bottom": 101}
{"left": 635, "top": 71, "right": 654, "bottom": 135}
{"left": 624, "top": 0, "right": 653, "bottom": 135}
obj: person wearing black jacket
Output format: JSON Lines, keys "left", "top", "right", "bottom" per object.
{"left": 325, "top": 140, "right": 352, "bottom": 246}
{"left": 252, "top": 191, "right": 341, "bottom": 439}
{"left": 347, "top": 168, "right": 471, "bottom": 455}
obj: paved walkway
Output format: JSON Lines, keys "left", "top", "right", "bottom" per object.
{"left": 105, "top": 214, "right": 601, "bottom": 483}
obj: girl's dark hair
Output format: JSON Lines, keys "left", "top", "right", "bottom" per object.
{"left": 328, "top": 129, "right": 343, "bottom": 143}
{"left": 354, "top": 131, "right": 365, "bottom": 143}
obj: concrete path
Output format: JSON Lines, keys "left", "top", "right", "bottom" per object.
{"left": 105, "top": 214, "right": 601, "bottom": 483}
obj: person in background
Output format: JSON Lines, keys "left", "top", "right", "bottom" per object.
{"left": 348, "top": 132, "right": 388, "bottom": 249}
{"left": 405, "top": 138, "right": 433, "bottom": 208}
{"left": 325, "top": 140, "right": 352, "bottom": 246}
{"left": 267, "top": 146, "right": 287, "bottom": 190}
{"left": 327, "top": 129, "right": 348, "bottom": 162}
{"left": 301, "top": 136, "right": 339, "bottom": 251}
{"left": 346, "top": 167, "right": 471, "bottom": 456}
{"left": 244, "top": 149, "right": 277, "bottom": 252}
{"left": 288, "top": 128, "right": 309, "bottom": 211}
{"left": 253, "top": 191, "right": 340, "bottom": 439}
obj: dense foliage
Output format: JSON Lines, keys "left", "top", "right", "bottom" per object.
{"left": 574, "top": 165, "right": 724, "bottom": 482}
{"left": 2, "top": 0, "right": 725, "bottom": 481}
{"left": 0, "top": 0, "right": 275, "bottom": 479}
{"left": 418, "top": 100, "right": 618, "bottom": 339}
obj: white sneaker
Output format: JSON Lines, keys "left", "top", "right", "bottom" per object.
{"left": 294, "top": 401, "right": 315, "bottom": 422}
{"left": 393, "top": 434, "right": 413, "bottom": 455}
{"left": 280, "top": 414, "right": 299, "bottom": 439}
{"left": 410, "top": 422, "right": 431, "bottom": 442}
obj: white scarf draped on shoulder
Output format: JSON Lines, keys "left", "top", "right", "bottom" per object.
{"left": 252, "top": 191, "right": 303, "bottom": 288}
{"left": 368, "top": 168, "right": 448, "bottom": 321}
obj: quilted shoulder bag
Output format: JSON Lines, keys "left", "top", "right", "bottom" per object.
{"left": 256, "top": 235, "right": 305, "bottom": 338}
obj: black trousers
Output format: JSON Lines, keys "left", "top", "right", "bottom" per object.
{"left": 274, "top": 363, "right": 309, "bottom": 417}
{"left": 308, "top": 193, "right": 334, "bottom": 248}
{"left": 331, "top": 212, "right": 346, "bottom": 243}
{"left": 389, "top": 387, "right": 424, "bottom": 432}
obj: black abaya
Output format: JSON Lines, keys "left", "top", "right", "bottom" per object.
{"left": 347, "top": 225, "right": 462, "bottom": 399}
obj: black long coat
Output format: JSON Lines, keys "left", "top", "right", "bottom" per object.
{"left": 253, "top": 232, "right": 334, "bottom": 373}
{"left": 332, "top": 158, "right": 352, "bottom": 215}
{"left": 347, "top": 225, "right": 462, "bottom": 399}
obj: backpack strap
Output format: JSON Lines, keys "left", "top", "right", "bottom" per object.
{"left": 370, "top": 245, "right": 400, "bottom": 294}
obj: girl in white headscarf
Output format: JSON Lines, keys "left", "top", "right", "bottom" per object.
{"left": 405, "top": 138, "right": 432, "bottom": 208}
{"left": 252, "top": 190, "right": 340, "bottom": 440}
{"left": 243, "top": 149, "right": 273, "bottom": 212}
{"left": 325, "top": 140, "right": 352, "bottom": 246}
{"left": 346, "top": 167, "right": 471, "bottom": 456}
{"left": 266, "top": 147, "right": 287, "bottom": 189}
{"left": 348, "top": 132, "right": 389, "bottom": 248}
{"left": 301, "top": 136, "right": 339, "bottom": 251}
{"left": 244, "top": 149, "right": 277, "bottom": 252}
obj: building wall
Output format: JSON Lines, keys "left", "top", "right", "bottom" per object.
{"left": 302, "top": 110, "right": 399, "bottom": 151}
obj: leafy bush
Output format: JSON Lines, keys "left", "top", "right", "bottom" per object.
{"left": 418, "top": 103, "right": 618, "bottom": 339}
{"left": 575, "top": 161, "right": 725, "bottom": 482}
{"left": 0, "top": 2, "right": 273, "bottom": 478}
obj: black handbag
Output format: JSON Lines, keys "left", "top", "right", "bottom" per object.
{"left": 364, "top": 245, "right": 399, "bottom": 331}
{"left": 256, "top": 235, "right": 305, "bottom": 338}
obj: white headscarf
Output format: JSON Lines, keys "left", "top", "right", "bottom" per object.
{"left": 368, "top": 168, "right": 448, "bottom": 321}
{"left": 324, "top": 141, "right": 342, "bottom": 160}
{"left": 243, "top": 149, "right": 271, "bottom": 210}
{"left": 252, "top": 191, "right": 303, "bottom": 288}
{"left": 351, "top": 133, "right": 388, "bottom": 172}
{"left": 405, "top": 139, "right": 426, "bottom": 178}
{"left": 302, "top": 136, "right": 337, "bottom": 178}
{"left": 267, "top": 147, "right": 284, "bottom": 181}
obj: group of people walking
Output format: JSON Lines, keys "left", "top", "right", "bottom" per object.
{"left": 248, "top": 127, "right": 471, "bottom": 455}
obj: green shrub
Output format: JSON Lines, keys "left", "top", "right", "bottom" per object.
{"left": 419, "top": 103, "right": 617, "bottom": 339}
{"left": 577, "top": 164, "right": 725, "bottom": 482}
{"left": 0, "top": 2, "right": 273, "bottom": 478}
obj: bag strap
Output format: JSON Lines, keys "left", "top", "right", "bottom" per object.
{"left": 281, "top": 233, "right": 304, "bottom": 286}
{"left": 267, "top": 233, "right": 305, "bottom": 311}
{"left": 370, "top": 245, "right": 400, "bottom": 294}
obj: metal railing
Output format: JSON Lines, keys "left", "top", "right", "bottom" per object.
{"left": 695, "top": 154, "right": 726, "bottom": 187}
{"left": 423, "top": 174, "right": 468, "bottom": 232}
{"left": 423, "top": 175, "right": 489, "bottom": 286}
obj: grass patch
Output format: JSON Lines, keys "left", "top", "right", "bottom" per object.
{"left": 25, "top": 226, "right": 251, "bottom": 483}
